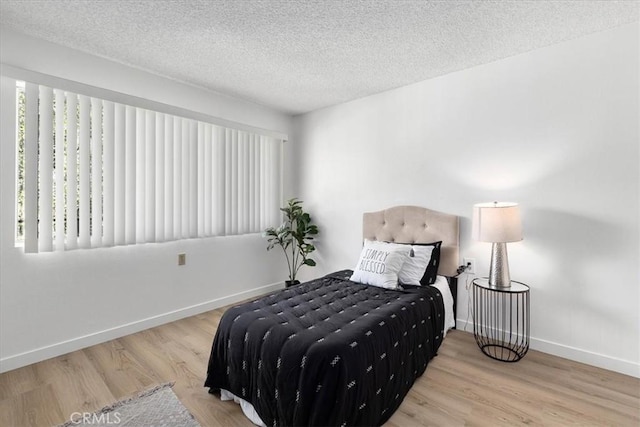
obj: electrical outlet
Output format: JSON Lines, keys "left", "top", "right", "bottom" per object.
{"left": 463, "top": 257, "right": 475, "bottom": 274}
{"left": 178, "top": 253, "right": 186, "bottom": 266}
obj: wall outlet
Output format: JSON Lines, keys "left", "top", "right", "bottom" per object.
{"left": 463, "top": 257, "right": 475, "bottom": 274}
{"left": 178, "top": 253, "right": 186, "bottom": 266}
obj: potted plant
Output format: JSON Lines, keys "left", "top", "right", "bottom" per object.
{"left": 264, "top": 198, "right": 319, "bottom": 287}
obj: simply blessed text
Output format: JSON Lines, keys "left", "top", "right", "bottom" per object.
{"left": 358, "top": 249, "right": 390, "bottom": 274}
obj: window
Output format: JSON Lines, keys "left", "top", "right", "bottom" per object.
{"left": 15, "top": 80, "right": 283, "bottom": 253}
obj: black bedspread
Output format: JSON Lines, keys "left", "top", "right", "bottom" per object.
{"left": 205, "top": 270, "right": 445, "bottom": 427}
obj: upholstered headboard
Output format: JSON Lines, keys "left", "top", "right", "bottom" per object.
{"left": 362, "top": 206, "right": 460, "bottom": 277}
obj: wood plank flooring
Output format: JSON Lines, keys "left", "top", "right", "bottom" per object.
{"left": 0, "top": 305, "right": 638, "bottom": 426}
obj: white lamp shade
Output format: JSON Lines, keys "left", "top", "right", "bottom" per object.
{"left": 472, "top": 202, "right": 523, "bottom": 243}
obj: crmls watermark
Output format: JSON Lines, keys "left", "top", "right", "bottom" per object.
{"left": 69, "top": 412, "right": 122, "bottom": 425}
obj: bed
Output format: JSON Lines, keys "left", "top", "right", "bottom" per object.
{"left": 205, "top": 206, "right": 459, "bottom": 426}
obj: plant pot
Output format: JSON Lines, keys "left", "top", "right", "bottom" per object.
{"left": 285, "top": 280, "right": 301, "bottom": 288}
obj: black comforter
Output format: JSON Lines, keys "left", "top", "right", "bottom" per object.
{"left": 205, "top": 270, "right": 445, "bottom": 426}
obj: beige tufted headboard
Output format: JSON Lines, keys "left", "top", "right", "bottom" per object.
{"left": 363, "top": 206, "right": 460, "bottom": 277}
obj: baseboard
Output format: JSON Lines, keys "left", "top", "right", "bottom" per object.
{"left": 0, "top": 281, "right": 284, "bottom": 374}
{"left": 455, "top": 319, "right": 639, "bottom": 378}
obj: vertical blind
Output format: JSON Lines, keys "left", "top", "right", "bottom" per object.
{"left": 18, "top": 81, "right": 283, "bottom": 253}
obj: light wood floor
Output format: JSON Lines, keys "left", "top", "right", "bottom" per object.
{"left": 0, "top": 305, "right": 638, "bottom": 427}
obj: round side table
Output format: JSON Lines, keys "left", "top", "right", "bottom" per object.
{"left": 472, "top": 278, "right": 530, "bottom": 362}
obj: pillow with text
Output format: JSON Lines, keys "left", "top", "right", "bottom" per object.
{"left": 350, "top": 240, "right": 411, "bottom": 289}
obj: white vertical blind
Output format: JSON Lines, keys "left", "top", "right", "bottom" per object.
{"left": 135, "top": 108, "right": 145, "bottom": 244}
{"left": 124, "top": 106, "right": 136, "bottom": 244}
{"left": 38, "top": 86, "right": 54, "bottom": 252}
{"left": 224, "top": 128, "right": 232, "bottom": 235}
{"left": 173, "top": 117, "right": 182, "bottom": 239}
{"left": 164, "top": 115, "right": 174, "bottom": 242}
{"left": 54, "top": 89, "right": 65, "bottom": 251}
{"left": 213, "top": 126, "right": 225, "bottom": 236}
{"left": 188, "top": 120, "right": 197, "bottom": 238}
{"left": 16, "top": 81, "right": 283, "bottom": 253}
{"left": 249, "top": 134, "right": 257, "bottom": 232}
{"left": 197, "top": 122, "right": 205, "bottom": 237}
{"left": 90, "top": 97, "right": 102, "bottom": 248}
{"left": 265, "top": 136, "right": 272, "bottom": 228}
{"left": 267, "top": 136, "right": 274, "bottom": 228}
{"left": 239, "top": 132, "right": 249, "bottom": 234}
{"left": 180, "top": 119, "right": 189, "bottom": 239}
{"left": 145, "top": 110, "right": 155, "bottom": 243}
{"left": 114, "top": 103, "right": 126, "bottom": 246}
{"left": 259, "top": 136, "right": 266, "bottom": 230}
{"left": 66, "top": 93, "right": 79, "bottom": 250}
{"left": 230, "top": 129, "right": 238, "bottom": 235}
{"left": 78, "top": 95, "right": 91, "bottom": 249}
{"left": 155, "top": 113, "right": 165, "bottom": 242}
{"left": 203, "top": 124, "right": 212, "bottom": 236}
{"left": 103, "top": 101, "right": 115, "bottom": 247}
{"left": 24, "top": 83, "right": 39, "bottom": 253}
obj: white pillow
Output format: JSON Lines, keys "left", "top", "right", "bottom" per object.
{"left": 397, "top": 244, "right": 435, "bottom": 286}
{"left": 350, "top": 240, "right": 411, "bottom": 289}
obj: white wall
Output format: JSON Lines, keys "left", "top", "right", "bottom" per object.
{"left": 293, "top": 23, "right": 639, "bottom": 377}
{"left": 0, "top": 29, "right": 294, "bottom": 372}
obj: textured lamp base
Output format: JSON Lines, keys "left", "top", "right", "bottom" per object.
{"left": 489, "top": 242, "right": 511, "bottom": 288}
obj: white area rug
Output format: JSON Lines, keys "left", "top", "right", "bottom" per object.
{"left": 57, "top": 383, "right": 200, "bottom": 427}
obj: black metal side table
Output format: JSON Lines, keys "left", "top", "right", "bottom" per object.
{"left": 472, "top": 278, "right": 530, "bottom": 362}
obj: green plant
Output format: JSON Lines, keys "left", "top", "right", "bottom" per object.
{"left": 264, "top": 198, "right": 319, "bottom": 282}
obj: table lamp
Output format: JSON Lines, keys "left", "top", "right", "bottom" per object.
{"left": 472, "top": 202, "right": 523, "bottom": 288}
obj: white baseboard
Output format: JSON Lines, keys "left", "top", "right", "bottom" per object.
{"left": 0, "top": 281, "right": 284, "bottom": 374}
{"left": 4, "top": 297, "right": 637, "bottom": 378}
{"left": 455, "top": 319, "right": 639, "bottom": 378}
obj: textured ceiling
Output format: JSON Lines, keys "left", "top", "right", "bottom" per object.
{"left": 1, "top": 1, "right": 638, "bottom": 115}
